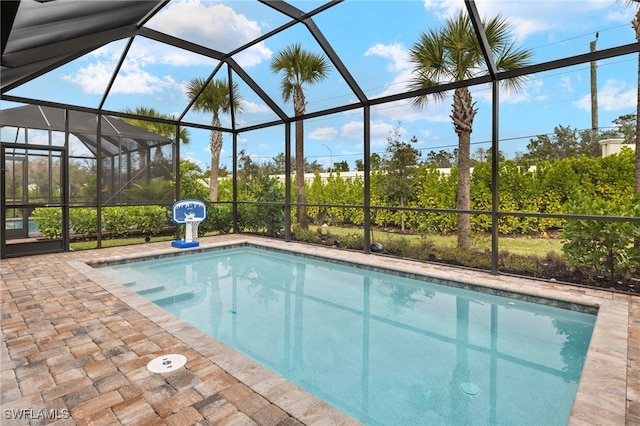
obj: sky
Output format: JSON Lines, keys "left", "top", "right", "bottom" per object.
{"left": 4, "top": 0, "right": 638, "bottom": 171}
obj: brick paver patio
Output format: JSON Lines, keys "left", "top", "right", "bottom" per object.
{"left": 1, "top": 235, "right": 639, "bottom": 425}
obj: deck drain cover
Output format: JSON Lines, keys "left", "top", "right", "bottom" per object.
{"left": 147, "top": 354, "right": 187, "bottom": 373}
{"left": 460, "top": 382, "right": 480, "bottom": 396}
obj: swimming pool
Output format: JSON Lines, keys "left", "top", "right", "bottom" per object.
{"left": 97, "top": 245, "right": 596, "bottom": 425}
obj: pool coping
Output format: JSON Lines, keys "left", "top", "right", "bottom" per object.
{"left": 71, "top": 235, "right": 629, "bottom": 425}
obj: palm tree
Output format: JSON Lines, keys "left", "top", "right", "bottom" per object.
{"left": 620, "top": 0, "right": 640, "bottom": 254}
{"left": 624, "top": 0, "right": 640, "bottom": 193}
{"left": 408, "top": 12, "right": 532, "bottom": 249}
{"left": 121, "top": 106, "right": 190, "bottom": 145}
{"left": 270, "top": 43, "right": 332, "bottom": 230}
{"left": 185, "top": 77, "right": 243, "bottom": 202}
{"left": 120, "top": 106, "right": 190, "bottom": 181}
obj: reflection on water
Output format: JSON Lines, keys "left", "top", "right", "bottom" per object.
{"left": 98, "top": 247, "right": 595, "bottom": 426}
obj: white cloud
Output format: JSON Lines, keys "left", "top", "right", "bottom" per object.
{"left": 341, "top": 120, "right": 410, "bottom": 150}
{"left": 63, "top": 41, "right": 203, "bottom": 95}
{"left": 181, "top": 154, "right": 207, "bottom": 168}
{"left": 240, "top": 100, "right": 271, "bottom": 114}
{"left": 309, "top": 127, "right": 339, "bottom": 140}
{"left": 604, "top": 7, "right": 639, "bottom": 24}
{"left": 375, "top": 98, "right": 452, "bottom": 123}
{"left": 574, "top": 79, "right": 637, "bottom": 112}
{"left": 559, "top": 76, "right": 574, "bottom": 93}
{"left": 63, "top": 49, "right": 181, "bottom": 95}
{"left": 364, "top": 42, "right": 410, "bottom": 73}
{"left": 62, "top": 61, "right": 113, "bottom": 94}
{"left": 340, "top": 149, "right": 360, "bottom": 157}
{"left": 64, "top": 0, "right": 272, "bottom": 94}
{"left": 423, "top": 0, "right": 460, "bottom": 20}
{"left": 149, "top": 0, "right": 271, "bottom": 68}
{"left": 364, "top": 42, "right": 413, "bottom": 99}
{"left": 472, "top": 78, "right": 546, "bottom": 105}
{"left": 424, "top": 0, "right": 628, "bottom": 42}
{"left": 363, "top": 41, "right": 476, "bottom": 122}
{"left": 364, "top": 42, "right": 444, "bottom": 122}
{"left": 340, "top": 121, "right": 365, "bottom": 140}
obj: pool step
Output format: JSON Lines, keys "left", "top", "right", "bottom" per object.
{"left": 136, "top": 285, "right": 166, "bottom": 296}
{"left": 100, "top": 266, "right": 200, "bottom": 306}
{"left": 151, "top": 291, "right": 195, "bottom": 306}
{"left": 103, "top": 267, "right": 160, "bottom": 293}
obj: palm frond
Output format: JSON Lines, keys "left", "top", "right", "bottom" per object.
{"left": 270, "top": 42, "right": 332, "bottom": 103}
{"left": 408, "top": 10, "right": 532, "bottom": 109}
{"left": 186, "top": 77, "right": 243, "bottom": 116}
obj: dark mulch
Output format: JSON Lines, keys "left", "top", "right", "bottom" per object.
{"left": 531, "top": 262, "right": 639, "bottom": 294}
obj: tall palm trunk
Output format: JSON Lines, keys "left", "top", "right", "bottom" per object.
{"left": 293, "top": 86, "right": 308, "bottom": 230}
{"left": 400, "top": 194, "right": 405, "bottom": 232}
{"left": 633, "top": 10, "right": 640, "bottom": 193}
{"left": 633, "top": 9, "right": 640, "bottom": 251}
{"left": 451, "top": 87, "right": 477, "bottom": 249}
{"left": 209, "top": 114, "right": 222, "bottom": 202}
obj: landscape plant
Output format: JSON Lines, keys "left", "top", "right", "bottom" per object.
{"left": 102, "top": 207, "right": 132, "bottom": 237}
{"left": 270, "top": 43, "right": 332, "bottom": 230}
{"left": 185, "top": 77, "right": 243, "bottom": 202}
{"left": 237, "top": 175, "right": 285, "bottom": 236}
{"left": 123, "top": 177, "right": 174, "bottom": 203}
{"left": 32, "top": 207, "right": 62, "bottom": 239}
{"left": 379, "top": 128, "right": 421, "bottom": 231}
{"left": 69, "top": 208, "right": 97, "bottom": 238}
{"left": 561, "top": 192, "right": 640, "bottom": 281}
{"left": 306, "top": 171, "right": 364, "bottom": 226}
{"left": 408, "top": 11, "right": 532, "bottom": 249}
{"left": 132, "top": 205, "right": 171, "bottom": 236}
{"left": 203, "top": 203, "right": 233, "bottom": 235}
{"left": 120, "top": 107, "right": 190, "bottom": 145}
{"left": 619, "top": 0, "right": 639, "bottom": 192}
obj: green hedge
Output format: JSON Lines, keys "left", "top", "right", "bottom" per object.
{"left": 32, "top": 207, "right": 63, "bottom": 239}
{"left": 301, "top": 149, "right": 635, "bottom": 236}
{"left": 33, "top": 206, "right": 172, "bottom": 239}
{"left": 31, "top": 150, "right": 636, "bottom": 277}
{"left": 562, "top": 192, "right": 640, "bottom": 279}
{"left": 69, "top": 208, "right": 97, "bottom": 237}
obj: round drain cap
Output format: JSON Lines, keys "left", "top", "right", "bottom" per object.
{"left": 147, "top": 354, "right": 187, "bottom": 373}
{"left": 460, "top": 382, "right": 480, "bottom": 396}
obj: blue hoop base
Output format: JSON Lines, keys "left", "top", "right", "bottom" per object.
{"left": 171, "top": 240, "right": 200, "bottom": 249}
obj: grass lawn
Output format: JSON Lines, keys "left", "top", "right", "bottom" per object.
{"left": 70, "top": 227, "right": 563, "bottom": 259}
{"left": 70, "top": 235, "right": 175, "bottom": 251}
{"left": 323, "top": 225, "right": 563, "bottom": 258}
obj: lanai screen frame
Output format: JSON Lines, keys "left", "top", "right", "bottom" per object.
{"left": 1, "top": 0, "right": 639, "bottom": 271}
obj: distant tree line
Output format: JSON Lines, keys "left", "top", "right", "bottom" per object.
{"left": 198, "top": 141, "right": 635, "bottom": 237}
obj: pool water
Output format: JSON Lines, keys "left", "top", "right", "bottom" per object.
{"left": 5, "top": 218, "right": 40, "bottom": 234}
{"left": 98, "top": 246, "right": 596, "bottom": 425}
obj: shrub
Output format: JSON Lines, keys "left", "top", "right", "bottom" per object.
{"left": 133, "top": 206, "right": 170, "bottom": 235}
{"left": 236, "top": 175, "right": 285, "bottom": 236}
{"left": 102, "top": 207, "right": 131, "bottom": 237}
{"left": 291, "top": 224, "right": 318, "bottom": 242}
{"left": 123, "top": 177, "right": 174, "bottom": 202}
{"left": 333, "top": 232, "right": 364, "bottom": 250}
{"left": 562, "top": 193, "right": 640, "bottom": 280}
{"left": 435, "top": 246, "right": 493, "bottom": 270}
{"left": 201, "top": 203, "right": 232, "bottom": 235}
{"left": 237, "top": 203, "right": 257, "bottom": 233}
{"left": 32, "top": 207, "right": 62, "bottom": 239}
{"left": 69, "top": 208, "right": 97, "bottom": 238}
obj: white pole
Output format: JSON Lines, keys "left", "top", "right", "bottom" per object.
{"left": 185, "top": 222, "right": 193, "bottom": 243}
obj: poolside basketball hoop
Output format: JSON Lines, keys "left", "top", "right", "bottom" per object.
{"left": 171, "top": 200, "right": 206, "bottom": 249}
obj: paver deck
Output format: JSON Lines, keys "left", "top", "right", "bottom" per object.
{"left": 1, "top": 234, "right": 639, "bottom": 425}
